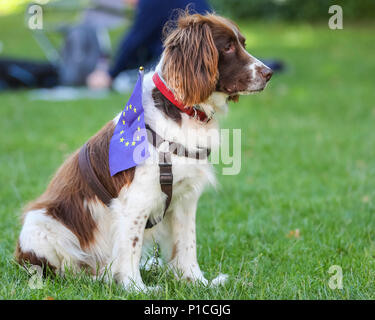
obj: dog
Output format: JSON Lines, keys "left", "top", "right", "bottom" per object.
{"left": 15, "top": 12, "right": 272, "bottom": 291}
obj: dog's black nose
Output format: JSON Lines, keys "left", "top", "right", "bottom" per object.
{"left": 260, "top": 67, "right": 273, "bottom": 82}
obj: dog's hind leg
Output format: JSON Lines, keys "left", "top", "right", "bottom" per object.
{"left": 16, "top": 209, "right": 86, "bottom": 275}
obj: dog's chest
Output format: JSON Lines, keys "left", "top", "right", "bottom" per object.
{"left": 130, "top": 156, "right": 214, "bottom": 223}
{"left": 172, "top": 161, "right": 213, "bottom": 197}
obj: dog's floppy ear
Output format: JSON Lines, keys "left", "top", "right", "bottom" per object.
{"left": 162, "top": 14, "right": 219, "bottom": 106}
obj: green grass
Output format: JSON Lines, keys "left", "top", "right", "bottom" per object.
{"left": 1, "top": 13, "right": 375, "bottom": 299}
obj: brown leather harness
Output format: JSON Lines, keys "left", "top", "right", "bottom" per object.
{"left": 78, "top": 125, "right": 210, "bottom": 229}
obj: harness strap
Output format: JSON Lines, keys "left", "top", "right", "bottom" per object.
{"left": 145, "top": 151, "right": 173, "bottom": 229}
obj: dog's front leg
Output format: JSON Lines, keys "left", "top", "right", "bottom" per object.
{"left": 166, "top": 198, "right": 209, "bottom": 285}
{"left": 110, "top": 200, "right": 153, "bottom": 292}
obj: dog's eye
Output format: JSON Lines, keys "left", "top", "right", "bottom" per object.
{"left": 224, "top": 42, "right": 235, "bottom": 54}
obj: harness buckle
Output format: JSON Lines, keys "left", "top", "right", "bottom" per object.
{"left": 159, "top": 162, "right": 173, "bottom": 185}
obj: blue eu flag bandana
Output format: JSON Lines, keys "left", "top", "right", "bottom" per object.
{"left": 109, "top": 69, "right": 150, "bottom": 176}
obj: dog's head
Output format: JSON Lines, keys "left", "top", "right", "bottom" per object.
{"left": 162, "top": 13, "right": 273, "bottom": 107}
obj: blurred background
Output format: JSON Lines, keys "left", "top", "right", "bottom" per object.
{"left": 1, "top": 0, "right": 374, "bottom": 93}
{"left": 0, "top": 0, "right": 375, "bottom": 299}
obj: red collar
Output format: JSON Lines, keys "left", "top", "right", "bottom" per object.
{"left": 152, "top": 73, "right": 209, "bottom": 122}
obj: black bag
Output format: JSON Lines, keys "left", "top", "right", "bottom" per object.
{"left": 0, "top": 58, "right": 58, "bottom": 90}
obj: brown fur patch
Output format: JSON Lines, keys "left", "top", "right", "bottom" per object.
{"left": 132, "top": 236, "right": 139, "bottom": 248}
{"left": 15, "top": 241, "right": 56, "bottom": 276}
{"left": 23, "top": 121, "right": 135, "bottom": 250}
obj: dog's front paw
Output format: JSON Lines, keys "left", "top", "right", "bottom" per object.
{"left": 210, "top": 273, "right": 228, "bottom": 287}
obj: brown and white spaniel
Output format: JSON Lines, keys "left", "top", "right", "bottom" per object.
{"left": 16, "top": 12, "right": 272, "bottom": 291}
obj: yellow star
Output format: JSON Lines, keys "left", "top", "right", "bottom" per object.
{"left": 123, "top": 111, "right": 125, "bottom": 117}
{"left": 129, "top": 104, "right": 132, "bottom": 109}
{"left": 134, "top": 107, "right": 137, "bottom": 113}
{"left": 120, "top": 130, "right": 124, "bottom": 134}
{"left": 136, "top": 136, "right": 140, "bottom": 141}
{"left": 131, "top": 141, "right": 136, "bottom": 146}
{"left": 138, "top": 116, "right": 140, "bottom": 121}
{"left": 122, "top": 120, "right": 125, "bottom": 125}
{"left": 137, "top": 127, "right": 140, "bottom": 131}
{"left": 126, "top": 106, "right": 128, "bottom": 111}
{"left": 125, "top": 141, "right": 129, "bottom": 146}
{"left": 120, "top": 137, "right": 124, "bottom": 142}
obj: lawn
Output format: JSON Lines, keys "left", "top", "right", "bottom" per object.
{"left": 0, "top": 13, "right": 375, "bottom": 299}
